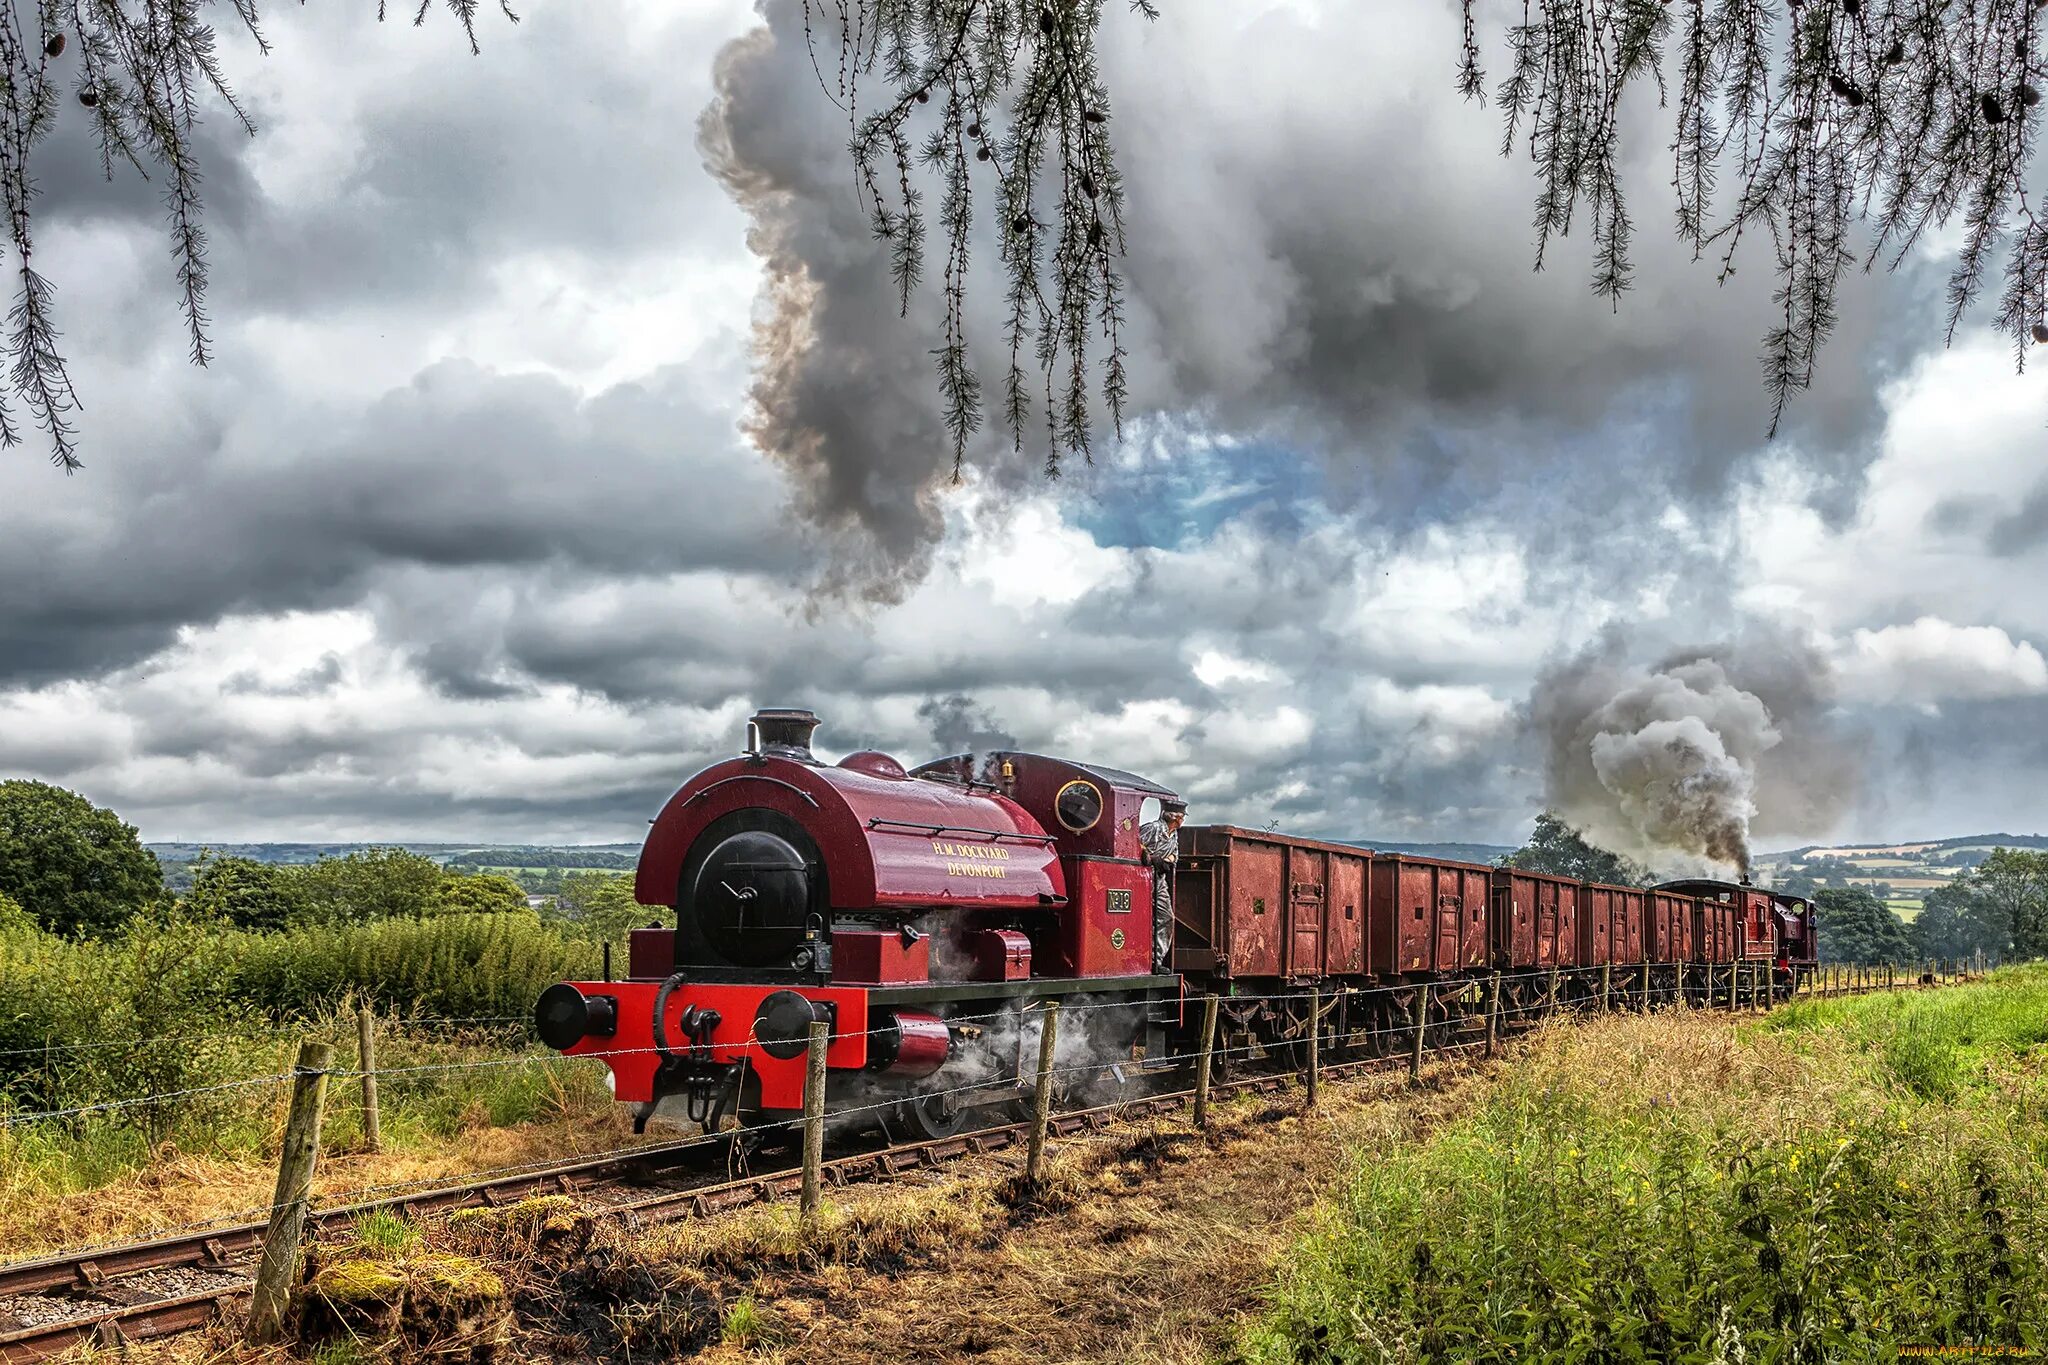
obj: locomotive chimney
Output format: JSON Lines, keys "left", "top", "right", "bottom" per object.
{"left": 749, "top": 707, "right": 821, "bottom": 762}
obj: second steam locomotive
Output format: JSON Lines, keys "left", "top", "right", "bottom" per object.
{"left": 535, "top": 708, "right": 1817, "bottom": 1135}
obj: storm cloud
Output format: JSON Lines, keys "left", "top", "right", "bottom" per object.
{"left": 702, "top": 1, "right": 1941, "bottom": 595}
{"left": 0, "top": 0, "right": 2044, "bottom": 851}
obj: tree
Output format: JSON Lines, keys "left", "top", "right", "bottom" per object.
{"left": 184, "top": 851, "right": 309, "bottom": 931}
{"left": 0, "top": 779, "right": 162, "bottom": 937}
{"left": 435, "top": 871, "right": 531, "bottom": 917}
{"left": 1911, "top": 880, "right": 2010, "bottom": 961}
{"left": 1970, "top": 846, "right": 2048, "bottom": 957}
{"left": 1500, "top": 813, "right": 1653, "bottom": 886}
{"left": 546, "top": 871, "right": 648, "bottom": 944}
{"left": 12, "top": 3, "right": 2048, "bottom": 482}
{"left": 293, "top": 847, "right": 446, "bottom": 927}
{"left": 1813, "top": 886, "right": 1915, "bottom": 965}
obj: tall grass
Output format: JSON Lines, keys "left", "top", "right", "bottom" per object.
{"left": 1243, "top": 966, "right": 2048, "bottom": 1361}
{"left": 0, "top": 908, "right": 616, "bottom": 1231}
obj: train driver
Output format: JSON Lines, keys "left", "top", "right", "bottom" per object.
{"left": 1139, "top": 799, "right": 1187, "bottom": 973}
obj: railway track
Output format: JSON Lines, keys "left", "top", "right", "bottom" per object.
{"left": 0, "top": 1035, "right": 1498, "bottom": 1364}
{"left": 0, "top": 974, "right": 1930, "bottom": 1364}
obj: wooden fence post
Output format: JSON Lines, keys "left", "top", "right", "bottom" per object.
{"left": 1305, "top": 987, "right": 1322, "bottom": 1109}
{"left": 355, "top": 1004, "right": 380, "bottom": 1156}
{"left": 1026, "top": 1002, "right": 1059, "bottom": 1185}
{"left": 1408, "top": 982, "right": 1430, "bottom": 1086}
{"left": 1726, "top": 964, "right": 1736, "bottom": 1012}
{"left": 1193, "top": 994, "right": 1219, "bottom": 1131}
{"left": 1546, "top": 966, "right": 1559, "bottom": 1019}
{"left": 1600, "top": 962, "right": 1611, "bottom": 1015}
{"left": 1639, "top": 961, "right": 1651, "bottom": 1016}
{"left": 247, "top": 1040, "right": 332, "bottom": 1345}
{"left": 800, "top": 1020, "right": 829, "bottom": 1220}
{"left": 1484, "top": 972, "right": 1500, "bottom": 1058}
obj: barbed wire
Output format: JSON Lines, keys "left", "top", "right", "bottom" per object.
{"left": 6, "top": 955, "right": 1953, "bottom": 1123}
{"left": 0, "top": 962, "right": 1974, "bottom": 1272}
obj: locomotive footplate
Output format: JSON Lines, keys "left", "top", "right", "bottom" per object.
{"left": 637, "top": 1054, "right": 751, "bottom": 1134}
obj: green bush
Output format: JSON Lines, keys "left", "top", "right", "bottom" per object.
{"left": 222, "top": 912, "right": 596, "bottom": 1020}
{"left": 1244, "top": 969, "right": 2048, "bottom": 1362}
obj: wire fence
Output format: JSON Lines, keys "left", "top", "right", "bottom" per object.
{"left": 2, "top": 957, "right": 1955, "bottom": 1127}
{"left": 0, "top": 956, "right": 1988, "bottom": 1271}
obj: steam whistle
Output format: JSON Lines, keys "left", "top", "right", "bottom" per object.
{"left": 1000, "top": 758, "right": 1015, "bottom": 798}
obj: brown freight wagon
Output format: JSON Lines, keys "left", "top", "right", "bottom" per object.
{"left": 1370, "top": 854, "right": 1491, "bottom": 975}
{"left": 1581, "top": 884, "right": 1646, "bottom": 966}
{"left": 1172, "top": 826, "right": 1371, "bottom": 981}
{"left": 1648, "top": 889, "right": 1695, "bottom": 962}
{"left": 1491, "top": 869, "right": 1581, "bottom": 969}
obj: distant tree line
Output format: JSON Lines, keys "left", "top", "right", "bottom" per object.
{"left": 0, "top": 778, "right": 550, "bottom": 937}
{"left": 1812, "top": 850, "right": 2048, "bottom": 964}
{"left": 445, "top": 849, "right": 638, "bottom": 873}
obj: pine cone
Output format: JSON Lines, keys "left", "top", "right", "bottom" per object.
{"left": 914, "top": 88, "right": 929, "bottom": 105}
{"left": 1079, "top": 172, "right": 1097, "bottom": 197}
{"left": 1083, "top": 109, "right": 1106, "bottom": 124}
{"left": 77, "top": 87, "right": 97, "bottom": 108}
{"left": 976, "top": 146, "right": 990, "bottom": 162}
{"left": 1011, "top": 214, "right": 1030, "bottom": 233}
{"left": 1883, "top": 39, "right": 1905, "bottom": 65}
{"left": 966, "top": 121, "right": 980, "bottom": 138}
{"left": 2021, "top": 84, "right": 2042, "bottom": 108}
{"left": 2033, "top": 323, "right": 2048, "bottom": 344}
{"left": 1982, "top": 92, "right": 2006, "bottom": 123}
{"left": 43, "top": 32, "right": 64, "bottom": 57}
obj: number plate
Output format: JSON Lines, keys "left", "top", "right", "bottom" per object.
{"left": 1105, "top": 888, "right": 1132, "bottom": 914}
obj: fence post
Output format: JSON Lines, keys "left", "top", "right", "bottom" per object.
{"left": 1305, "top": 987, "right": 1322, "bottom": 1109}
{"left": 1484, "top": 971, "right": 1500, "bottom": 1058}
{"left": 1193, "top": 994, "right": 1219, "bottom": 1131}
{"left": 1547, "top": 966, "right": 1559, "bottom": 1019}
{"left": 247, "top": 1040, "right": 332, "bottom": 1345}
{"left": 355, "top": 1004, "right": 380, "bottom": 1156}
{"left": 1639, "top": 961, "right": 1651, "bottom": 1016}
{"left": 800, "top": 1020, "right": 829, "bottom": 1220}
{"left": 1600, "top": 962, "right": 1611, "bottom": 1015}
{"left": 1726, "top": 964, "right": 1736, "bottom": 1012}
{"left": 1408, "top": 982, "right": 1430, "bottom": 1086}
{"left": 1026, "top": 1001, "right": 1059, "bottom": 1185}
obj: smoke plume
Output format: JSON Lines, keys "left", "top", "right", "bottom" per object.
{"left": 697, "top": 2, "right": 1927, "bottom": 597}
{"left": 1529, "top": 633, "right": 1861, "bottom": 876}
{"left": 917, "top": 693, "right": 1018, "bottom": 759}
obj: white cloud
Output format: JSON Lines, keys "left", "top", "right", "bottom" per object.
{"left": 1835, "top": 617, "right": 2048, "bottom": 708}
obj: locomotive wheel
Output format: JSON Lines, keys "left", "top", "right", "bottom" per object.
{"left": 894, "top": 1090, "right": 969, "bottom": 1141}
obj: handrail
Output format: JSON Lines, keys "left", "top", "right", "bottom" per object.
{"left": 682, "top": 775, "right": 820, "bottom": 809}
{"left": 864, "top": 818, "right": 1057, "bottom": 844}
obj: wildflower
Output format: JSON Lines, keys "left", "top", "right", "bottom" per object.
{"left": 1789, "top": 1155, "right": 1800, "bottom": 1171}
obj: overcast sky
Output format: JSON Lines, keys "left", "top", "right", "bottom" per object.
{"left": 0, "top": 0, "right": 2044, "bottom": 853}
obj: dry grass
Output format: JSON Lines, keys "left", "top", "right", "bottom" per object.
{"left": 0, "top": 1103, "right": 649, "bottom": 1262}
{"left": 487, "top": 1059, "right": 1499, "bottom": 1365}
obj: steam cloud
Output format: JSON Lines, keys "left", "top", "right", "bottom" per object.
{"left": 697, "top": 2, "right": 1925, "bottom": 598}
{"left": 1529, "top": 633, "right": 1861, "bottom": 876}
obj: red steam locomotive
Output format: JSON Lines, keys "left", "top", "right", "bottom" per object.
{"left": 535, "top": 709, "right": 1817, "bottom": 1135}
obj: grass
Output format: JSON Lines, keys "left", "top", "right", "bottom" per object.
{"left": 1242, "top": 965, "right": 2048, "bottom": 1362}
{"left": 0, "top": 1010, "right": 633, "bottom": 1259}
